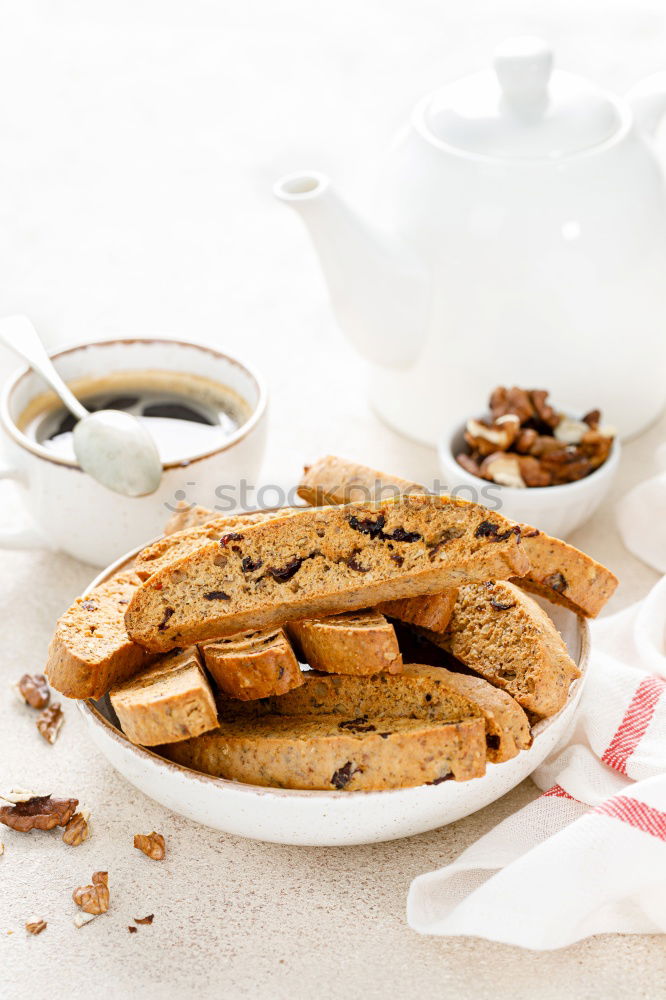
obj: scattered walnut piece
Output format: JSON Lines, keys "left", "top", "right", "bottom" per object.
{"left": 134, "top": 914, "right": 154, "bottom": 925}
{"left": 25, "top": 919, "right": 47, "bottom": 935}
{"left": 62, "top": 810, "right": 90, "bottom": 847}
{"left": 128, "top": 925, "right": 138, "bottom": 934}
{"left": 16, "top": 674, "right": 50, "bottom": 710}
{"left": 0, "top": 794, "right": 78, "bottom": 832}
{"left": 72, "top": 870, "right": 109, "bottom": 916}
{"left": 134, "top": 832, "right": 166, "bottom": 861}
{"left": 36, "top": 703, "right": 64, "bottom": 745}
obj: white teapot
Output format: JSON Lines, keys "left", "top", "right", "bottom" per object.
{"left": 276, "top": 38, "right": 666, "bottom": 444}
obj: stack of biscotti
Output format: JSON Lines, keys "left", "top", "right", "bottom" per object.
{"left": 43, "top": 465, "right": 617, "bottom": 792}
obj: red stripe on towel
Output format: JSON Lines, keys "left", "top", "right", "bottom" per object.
{"left": 601, "top": 675, "right": 666, "bottom": 776}
{"left": 542, "top": 784, "right": 575, "bottom": 800}
{"left": 594, "top": 796, "right": 666, "bottom": 842}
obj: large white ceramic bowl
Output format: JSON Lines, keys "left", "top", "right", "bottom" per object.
{"left": 79, "top": 543, "right": 589, "bottom": 847}
{"left": 438, "top": 416, "right": 620, "bottom": 539}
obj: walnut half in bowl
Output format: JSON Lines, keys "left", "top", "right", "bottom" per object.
{"left": 438, "top": 388, "right": 620, "bottom": 539}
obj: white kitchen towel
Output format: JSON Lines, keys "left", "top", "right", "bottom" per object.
{"left": 407, "top": 575, "right": 666, "bottom": 949}
{"left": 617, "top": 442, "right": 666, "bottom": 573}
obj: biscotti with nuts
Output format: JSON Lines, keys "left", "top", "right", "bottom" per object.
{"left": 199, "top": 627, "right": 304, "bottom": 701}
{"left": 264, "top": 664, "right": 531, "bottom": 764}
{"left": 419, "top": 581, "right": 580, "bottom": 718}
{"left": 46, "top": 572, "right": 154, "bottom": 700}
{"left": 135, "top": 508, "right": 302, "bottom": 581}
{"left": 109, "top": 646, "right": 218, "bottom": 746}
{"left": 159, "top": 713, "right": 486, "bottom": 789}
{"left": 286, "top": 610, "right": 403, "bottom": 676}
{"left": 124, "top": 495, "right": 529, "bottom": 652}
{"left": 297, "top": 455, "right": 617, "bottom": 617}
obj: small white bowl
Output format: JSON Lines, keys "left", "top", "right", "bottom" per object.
{"left": 438, "top": 418, "right": 620, "bottom": 538}
{"left": 78, "top": 540, "right": 590, "bottom": 847}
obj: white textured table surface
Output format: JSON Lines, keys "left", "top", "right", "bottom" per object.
{"left": 2, "top": 2, "right": 666, "bottom": 997}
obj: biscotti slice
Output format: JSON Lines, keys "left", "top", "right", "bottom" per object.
{"left": 297, "top": 456, "right": 618, "bottom": 617}
{"left": 418, "top": 581, "right": 580, "bottom": 718}
{"left": 165, "top": 503, "right": 218, "bottom": 535}
{"left": 377, "top": 591, "right": 458, "bottom": 633}
{"left": 299, "top": 454, "right": 424, "bottom": 505}
{"left": 286, "top": 611, "right": 402, "bottom": 676}
{"left": 125, "top": 495, "right": 529, "bottom": 652}
{"left": 515, "top": 529, "right": 617, "bottom": 618}
{"left": 109, "top": 646, "right": 218, "bottom": 746}
{"left": 159, "top": 713, "right": 486, "bottom": 789}
{"left": 136, "top": 508, "right": 302, "bottom": 581}
{"left": 46, "top": 572, "right": 154, "bottom": 700}
{"left": 268, "top": 664, "right": 531, "bottom": 764}
{"left": 199, "top": 627, "right": 304, "bottom": 700}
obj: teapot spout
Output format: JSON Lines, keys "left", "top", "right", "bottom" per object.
{"left": 274, "top": 172, "right": 428, "bottom": 368}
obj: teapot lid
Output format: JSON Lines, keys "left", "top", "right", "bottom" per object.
{"left": 421, "top": 38, "right": 622, "bottom": 159}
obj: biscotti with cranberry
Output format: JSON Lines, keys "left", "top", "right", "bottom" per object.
{"left": 109, "top": 646, "right": 218, "bottom": 746}
{"left": 124, "top": 496, "right": 529, "bottom": 652}
{"left": 159, "top": 713, "right": 486, "bottom": 789}
{"left": 266, "top": 664, "right": 531, "bottom": 764}
{"left": 199, "top": 628, "right": 304, "bottom": 700}
{"left": 286, "top": 610, "right": 403, "bottom": 676}
{"left": 46, "top": 571, "right": 154, "bottom": 700}
{"left": 419, "top": 581, "right": 580, "bottom": 718}
{"left": 135, "top": 508, "right": 302, "bottom": 581}
{"left": 515, "top": 529, "right": 617, "bottom": 618}
{"left": 297, "top": 455, "right": 617, "bottom": 617}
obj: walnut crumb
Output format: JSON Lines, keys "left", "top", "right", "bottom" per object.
{"left": 25, "top": 919, "right": 47, "bottom": 935}
{"left": 133, "top": 832, "right": 166, "bottom": 860}
{"left": 0, "top": 794, "right": 78, "bottom": 832}
{"left": 72, "top": 870, "right": 109, "bottom": 916}
{"left": 134, "top": 914, "right": 154, "bottom": 925}
{"left": 128, "top": 925, "right": 138, "bottom": 934}
{"left": 15, "top": 674, "right": 50, "bottom": 710}
{"left": 62, "top": 810, "right": 90, "bottom": 846}
{"left": 36, "top": 703, "right": 64, "bottom": 745}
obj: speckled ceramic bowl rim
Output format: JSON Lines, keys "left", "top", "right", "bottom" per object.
{"left": 78, "top": 513, "right": 590, "bottom": 800}
{"left": 0, "top": 336, "right": 268, "bottom": 471}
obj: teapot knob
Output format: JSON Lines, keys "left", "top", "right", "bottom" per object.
{"left": 494, "top": 37, "right": 553, "bottom": 114}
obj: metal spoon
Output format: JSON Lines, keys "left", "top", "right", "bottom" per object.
{"left": 0, "top": 315, "right": 162, "bottom": 497}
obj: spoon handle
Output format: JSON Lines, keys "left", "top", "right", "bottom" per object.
{"left": 0, "top": 315, "right": 88, "bottom": 421}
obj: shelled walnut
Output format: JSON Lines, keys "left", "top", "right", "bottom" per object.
{"left": 133, "top": 831, "right": 166, "bottom": 860}
{"left": 457, "top": 387, "right": 615, "bottom": 488}
{"left": 15, "top": 674, "right": 50, "bottom": 710}
{"left": 0, "top": 793, "right": 78, "bottom": 832}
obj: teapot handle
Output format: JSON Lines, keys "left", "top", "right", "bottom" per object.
{"left": 627, "top": 73, "right": 666, "bottom": 138}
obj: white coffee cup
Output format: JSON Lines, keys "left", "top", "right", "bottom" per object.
{"left": 0, "top": 338, "right": 267, "bottom": 566}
